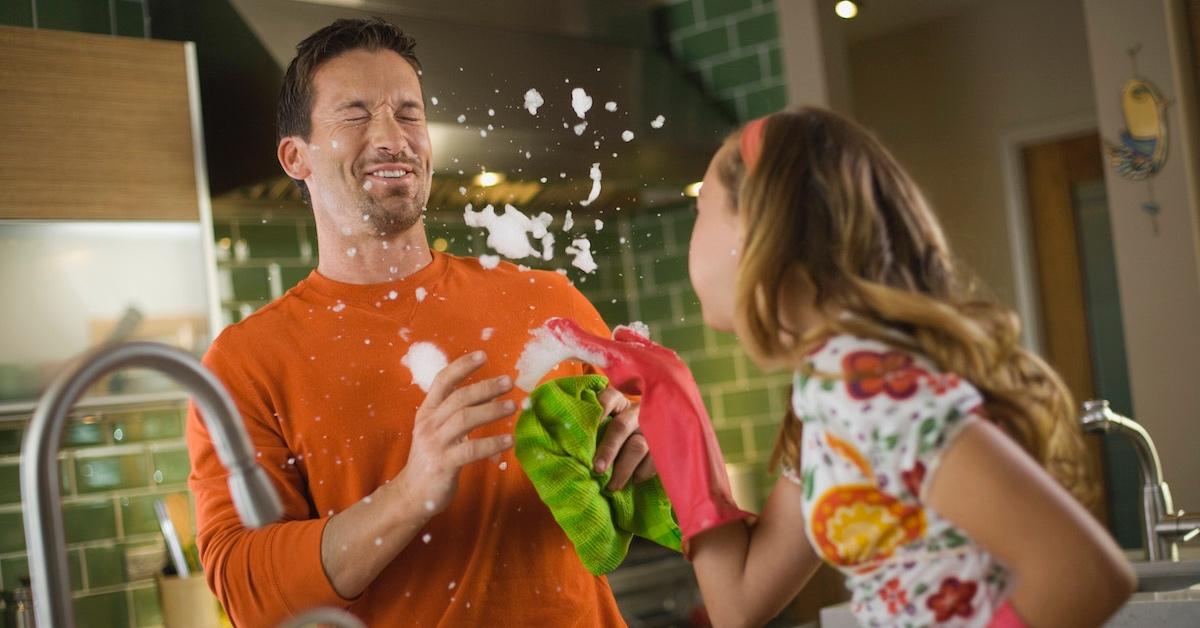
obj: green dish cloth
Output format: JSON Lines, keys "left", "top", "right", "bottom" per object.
{"left": 515, "top": 374, "right": 682, "bottom": 575}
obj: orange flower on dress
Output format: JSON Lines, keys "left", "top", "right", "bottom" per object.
{"left": 809, "top": 484, "right": 926, "bottom": 570}
{"left": 825, "top": 432, "right": 873, "bottom": 479}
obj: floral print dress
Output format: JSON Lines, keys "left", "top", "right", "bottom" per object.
{"left": 783, "top": 334, "right": 1011, "bottom": 627}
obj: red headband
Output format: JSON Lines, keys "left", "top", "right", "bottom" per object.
{"left": 739, "top": 116, "right": 769, "bottom": 171}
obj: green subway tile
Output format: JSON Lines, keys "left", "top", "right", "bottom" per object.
{"left": 0, "top": 425, "right": 21, "bottom": 455}
{"left": 716, "top": 426, "right": 746, "bottom": 459}
{"left": 638, "top": 293, "right": 675, "bottom": 323}
{"left": 0, "top": 0, "right": 34, "bottom": 27}
{"left": 751, "top": 420, "right": 785, "bottom": 457}
{"left": 0, "top": 510, "right": 25, "bottom": 553}
{"left": 669, "top": 210, "right": 696, "bottom": 245}
{"left": 713, "top": 330, "right": 739, "bottom": 348}
{"left": 121, "top": 493, "right": 186, "bottom": 536}
{"left": 745, "top": 84, "right": 787, "bottom": 119}
{"left": 115, "top": 0, "right": 145, "bottom": 38}
{"left": 767, "top": 45, "right": 784, "bottom": 78}
{"left": 703, "top": 0, "right": 755, "bottom": 20}
{"left": 592, "top": 299, "right": 629, "bottom": 328}
{"left": 723, "top": 388, "right": 773, "bottom": 419}
{"left": 654, "top": 255, "right": 691, "bottom": 287}
{"left": 661, "top": 0, "right": 695, "bottom": 30}
{"left": 132, "top": 585, "right": 163, "bottom": 627}
{"left": 38, "top": 0, "right": 112, "bottom": 34}
{"left": 62, "top": 417, "right": 107, "bottom": 448}
{"left": 687, "top": 354, "right": 738, "bottom": 386}
{"left": 735, "top": 11, "right": 779, "bottom": 47}
{"left": 1, "top": 551, "right": 83, "bottom": 593}
{"left": 75, "top": 454, "right": 150, "bottom": 494}
{"left": 85, "top": 544, "right": 127, "bottom": 588}
{"left": 678, "top": 290, "right": 704, "bottom": 325}
{"left": 64, "top": 499, "right": 118, "bottom": 543}
{"left": 230, "top": 267, "right": 273, "bottom": 302}
{"left": 676, "top": 25, "right": 730, "bottom": 64}
{"left": 239, "top": 223, "right": 302, "bottom": 259}
{"left": 630, "top": 221, "right": 667, "bottom": 252}
{"left": 0, "top": 464, "right": 18, "bottom": 504}
{"left": 110, "top": 408, "right": 183, "bottom": 443}
{"left": 280, "top": 265, "right": 314, "bottom": 292}
{"left": 152, "top": 449, "right": 191, "bottom": 485}
{"left": 711, "top": 53, "right": 763, "bottom": 95}
{"left": 74, "top": 591, "right": 130, "bottom": 628}
{"left": 660, "top": 324, "right": 708, "bottom": 353}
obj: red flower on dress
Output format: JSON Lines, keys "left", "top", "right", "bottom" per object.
{"left": 925, "top": 372, "right": 961, "bottom": 395}
{"left": 843, "top": 350, "right": 926, "bottom": 400}
{"left": 926, "top": 577, "right": 978, "bottom": 622}
{"left": 901, "top": 461, "right": 926, "bottom": 499}
{"left": 878, "top": 578, "right": 908, "bottom": 615}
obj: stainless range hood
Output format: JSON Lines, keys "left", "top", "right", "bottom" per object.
{"left": 223, "top": 0, "right": 732, "bottom": 199}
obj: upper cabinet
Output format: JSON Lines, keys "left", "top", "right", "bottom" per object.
{"left": 0, "top": 26, "right": 201, "bottom": 221}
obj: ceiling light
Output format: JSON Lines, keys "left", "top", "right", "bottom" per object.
{"left": 835, "top": 0, "right": 858, "bottom": 19}
{"left": 473, "top": 171, "right": 505, "bottom": 187}
{"left": 684, "top": 181, "right": 703, "bottom": 197}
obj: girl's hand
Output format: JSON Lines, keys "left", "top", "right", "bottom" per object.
{"left": 545, "top": 317, "right": 752, "bottom": 545}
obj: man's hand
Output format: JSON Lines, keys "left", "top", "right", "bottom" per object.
{"left": 400, "top": 350, "right": 516, "bottom": 514}
{"left": 593, "top": 387, "right": 656, "bottom": 491}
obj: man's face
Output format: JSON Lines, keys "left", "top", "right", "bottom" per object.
{"left": 301, "top": 48, "right": 432, "bottom": 237}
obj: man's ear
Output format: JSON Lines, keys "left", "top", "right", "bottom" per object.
{"left": 278, "top": 137, "right": 312, "bottom": 181}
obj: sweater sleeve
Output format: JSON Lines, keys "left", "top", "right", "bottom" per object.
{"left": 186, "top": 338, "right": 356, "bottom": 626}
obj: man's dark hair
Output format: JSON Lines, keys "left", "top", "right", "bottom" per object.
{"left": 277, "top": 17, "right": 422, "bottom": 203}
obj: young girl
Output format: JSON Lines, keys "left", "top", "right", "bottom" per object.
{"left": 547, "top": 107, "right": 1135, "bottom": 627}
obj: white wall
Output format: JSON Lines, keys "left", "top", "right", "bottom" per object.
{"left": 847, "top": 0, "right": 1097, "bottom": 308}
{"left": 1082, "top": 0, "right": 1200, "bottom": 510}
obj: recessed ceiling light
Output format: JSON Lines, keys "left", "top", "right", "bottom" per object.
{"left": 835, "top": 0, "right": 859, "bottom": 19}
{"left": 473, "top": 171, "right": 505, "bottom": 187}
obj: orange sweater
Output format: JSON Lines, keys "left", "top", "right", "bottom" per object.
{"left": 187, "top": 251, "right": 626, "bottom": 627}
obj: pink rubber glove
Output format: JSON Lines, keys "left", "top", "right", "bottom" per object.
{"left": 988, "top": 601, "right": 1026, "bottom": 628}
{"left": 545, "top": 318, "right": 754, "bottom": 551}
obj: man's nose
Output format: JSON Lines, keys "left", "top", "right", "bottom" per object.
{"left": 366, "top": 112, "right": 413, "bottom": 158}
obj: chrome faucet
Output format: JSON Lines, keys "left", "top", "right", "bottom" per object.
{"left": 1081, "top": 399, "right": 1200, "bottom": 561}
{"left": 20, "top": 342, "right": 283, "bottom": 627}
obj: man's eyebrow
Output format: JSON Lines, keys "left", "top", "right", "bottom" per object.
{"left": 335, "top": 100, "right": 371, "bottom": 112}
{"left": 334, "top": 99, "right": 424, "bottom": 112}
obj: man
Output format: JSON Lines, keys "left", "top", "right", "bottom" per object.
{"left": 187, "top": 17, "right": 652, "bottom": 626}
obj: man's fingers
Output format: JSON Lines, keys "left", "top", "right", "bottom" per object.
{"left": 434, "top": 375, "right": 513, "bottom": 425}
{"left": 445, "top": 399, "right": 517, "bottom": 443}
{"left": 605, "top": 433, "right": 649, "bottom": 491}
{"left": 422, "top": 351, "right": 488, "bottom": 410}
{"left": 631, "top": 454, "right": 657, "bottom": 484}
{"left": 596, "top": 387, "right": 629, "bottom": 418}
{"left": 593, "top": 406, "right": 639, "bottom": 473}
{"left": 452, "top": 433, "right": 514, "bottom": 467}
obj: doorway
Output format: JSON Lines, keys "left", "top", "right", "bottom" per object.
{"left": 1021, "top": 131, "right": 1140, "bottom": 549}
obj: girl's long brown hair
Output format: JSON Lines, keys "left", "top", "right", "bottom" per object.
{"left": 719, "top": 107, "right": 1097, "bottom": 509}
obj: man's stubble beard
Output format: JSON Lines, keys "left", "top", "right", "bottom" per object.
{"left": 356, "top": 183, "right": 427, "bottom": 239}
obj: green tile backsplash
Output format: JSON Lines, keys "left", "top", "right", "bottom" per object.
{"left": 0, "top": 400, "right": 192, "bottom": 628}
{"left": 659, "top": 0, "right": 786, "bottom": 121}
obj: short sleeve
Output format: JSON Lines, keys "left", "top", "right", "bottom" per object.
{"left": 813, "top": 336, "right": 985, "bottom": 504}
{"left": 888, "top": 369, "right": 983, "bottom": 503}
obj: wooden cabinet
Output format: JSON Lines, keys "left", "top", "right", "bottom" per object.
{"left": 0, "top": 26, "right": 202, "bottom": 220}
